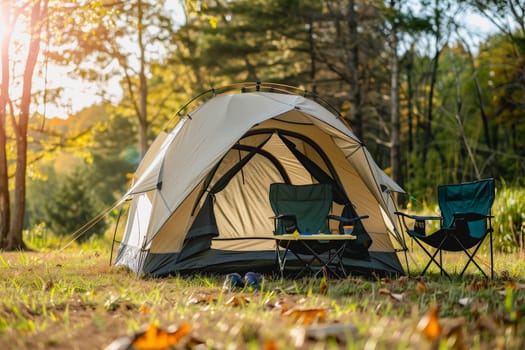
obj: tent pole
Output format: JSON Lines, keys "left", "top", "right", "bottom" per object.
{"left": 109, "top": 205, "right": 124, "bottom": 266}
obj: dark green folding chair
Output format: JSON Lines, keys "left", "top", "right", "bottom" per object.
{"left": 396, "top": 178, "right": 495, "bottom": 278}
{"left": 269, "top": 183, "right": 367, "bottom": 278}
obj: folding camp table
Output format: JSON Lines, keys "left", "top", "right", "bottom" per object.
{"left": 274, "top": 233, "right": 356, "bottom": 278}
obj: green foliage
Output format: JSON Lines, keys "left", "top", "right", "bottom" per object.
{"left": 492, "top": 182, "right": 525, "bottom": 252}
{"left": 12, "top": 0, "right": 525, "bottom": 247}
{"left": 43, "top": 168, "right": 107, "bottom": 243}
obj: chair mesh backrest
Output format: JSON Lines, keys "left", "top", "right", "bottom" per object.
{"left": 438, "top": 179, "right": 495, "bottom": 238}
{"left": 269, "top": 183, "right": 333, "bottom": 235}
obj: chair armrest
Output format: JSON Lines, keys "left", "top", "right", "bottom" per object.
{"left": 270, "top": 214, "right": 296, "bottom": 219}
{"left": 394, "top": 212, "right": 442, "bottom": 236}
{"left": 394, "top": 211, "right": 442, "bottom": 221}
{"left": 327, "top": 214, "right": 369, "bottom": 224}
{"left": 452, "top": 212, "right": 490, "bottom": 222}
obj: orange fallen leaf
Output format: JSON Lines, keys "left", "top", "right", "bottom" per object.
{"left": 284, "top": 308, "right": 327, "bottom": 326}
{"left": 132, "top": 323, "right": 191, "bottom": 350}
{"left": 225, "top": 295, "right": 250, "bottom": 307}
{"left": 416, "top": 280, "right": 427, "bottom": 293}
{"left": 139, "top": 305, "right": 151, "bottom": 315}
{"left": 263, "top": 339, "right": 279, "bottom": 350}
{"left": 187, "top": 293, "right": 216, "bottom": 305}
{"left": 417, "top": 305, "right": 442, "bottom": 340}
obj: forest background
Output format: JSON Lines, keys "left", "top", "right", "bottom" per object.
{"left": 0, "top": 0, "right": 524, "bottom": 252}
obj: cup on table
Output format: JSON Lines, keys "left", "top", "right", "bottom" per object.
{"left": 343, "top": 225, "right": 354, "bottom": 235}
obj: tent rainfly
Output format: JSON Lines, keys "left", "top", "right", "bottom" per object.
{"left": 113, "top": 84, "right": 407, "bottom": 277}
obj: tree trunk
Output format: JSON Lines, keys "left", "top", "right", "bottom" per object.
{"left": 461, "top": 39, "right": 492, "bottom": 150}
{"left": 405, "top": 47, "right": 415, "bottom": 154}
{"left": 0, "top": 0, "right": 11, "bottom": 248}
{"left": 347, "top": 0, "right": 362, "bottom": 140}
{"left": 7, "top": 0, "right": 47, "bottom": 250}
{"left": 307, "top": 17, "right": 316, "bottom": 89}
{"left": 137, "top": 0, "right": 149, "bottom": 157}
{"left": 422, "top": 41, "right": 441, "bottom": 167}
{"left": 389, "top": 0, "right": 402, "bottom": 202}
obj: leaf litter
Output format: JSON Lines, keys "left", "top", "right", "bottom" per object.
{"left": 2, "top": 251, "right": 525, "bottom": 349}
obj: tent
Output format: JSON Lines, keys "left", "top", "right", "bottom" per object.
{"left": 113, "top": 84, "right": 407, "bottom": 277}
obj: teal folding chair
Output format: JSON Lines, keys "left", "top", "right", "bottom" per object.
{"left": 396, "top": 179, "right": 495, "bottom": 278}
{"left": 270, "top": 183, "right": 367, "bottom": 278}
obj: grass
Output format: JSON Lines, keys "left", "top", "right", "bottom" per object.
{"left": 0, "top": 246, "right": 524, "bottom": 349}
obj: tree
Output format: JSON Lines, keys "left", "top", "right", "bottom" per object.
{"left": 176, "top": 0, "right": 318, "bottom": 88}
{"left": 43, "top": 168, "right": 106, "bottom": 243}
{"left": 387, "top": 0, "right": 402, "bottom": 197}
{"left": 0, "top": 0, "right": 49, "bottom": 250}
{"left": 50, "top": 0, "right": 179, "bottom": 156}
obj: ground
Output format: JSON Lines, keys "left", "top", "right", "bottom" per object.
{"left": 0, "top": 249, "right": 524, "bottom": 349}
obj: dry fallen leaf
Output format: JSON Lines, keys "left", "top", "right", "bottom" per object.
{"left": 500, "top": 270, "right": 511, "bottom": 281}
{"left": 304, "top": 323, "right": 358, "bottom": 343}
{"left": 441, "top": 318, "right": 467, "bottom": 350}
{"left": 132, "top": 323, "right": 191, "bottom": 350}
{"left": 417, "top": 305, "right": 442, "bottom": 340}
{"left": 263, "top": 339, "right": 279, "bottom": 350}
{"left": 475, "top": 314, "right": 500, "bottom": 335}
{"left": 416, "top": 280, "right": 427, "bottom": 293}
{"left": 466, "top": 279, "right": 488, "bottom": 291}
{"left": 378, "top": 288, "right": 404, "bottom": 302}
{"left": 225, "top": 295, "right": 250, "bottom": 307}
{"left": 43, "top": 280, "right": 54, "bottom": 291}
{"left": 458, "top": 297, "right": 473, "bottom": 306}
{"left": 139, "top": 305, "right": 151, "bottom": 315}
{"left": 186, "top": 293, "right": 216, "bottom": 306}
{"left": 378, "top": 288, "right": 391, "bottom": 295}
{"left": 390, "top": 292, "right": 405, "bottom": 302}
{"left": 284, "top": 308, "right": 327, "bottom": 326}
{"left": 265, "top": 299, "right": 292, "bottom": 313}
{"left": 397, "top": 275, "right": 409, "bottom": 285}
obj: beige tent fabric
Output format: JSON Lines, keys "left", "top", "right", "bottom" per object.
{"left": 149, "top": 186, "right": 202, "bottom": 253}
{"left": 121, "top": 92, "right": 405, "bottom": 258}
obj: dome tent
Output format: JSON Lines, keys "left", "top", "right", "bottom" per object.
{"left": 113, "top": 83, "right": 407, "bottom": 277}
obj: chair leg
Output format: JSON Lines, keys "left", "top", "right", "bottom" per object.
{"left": 458, "top": 245, "right": 486, "bottom": 278}
{"left": 275, "top": 240, "right": 292, "bottom": 279}
{"left": 413, "top": 236, "right": 450, "bottom": 278}
{"left": 314, "top": 244, "right": 348, "bottom": 278}
{"left": 439, "top": 249, "right": 443, "bottom": 276}
{"left": 453, "top": 235, "right": 490, "bottom": 279}
{"left": 490, "top": 229, "right": 494, "bottom": 279}
{"left": 299, "top": 242, "right": 343, "bottom": 278}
